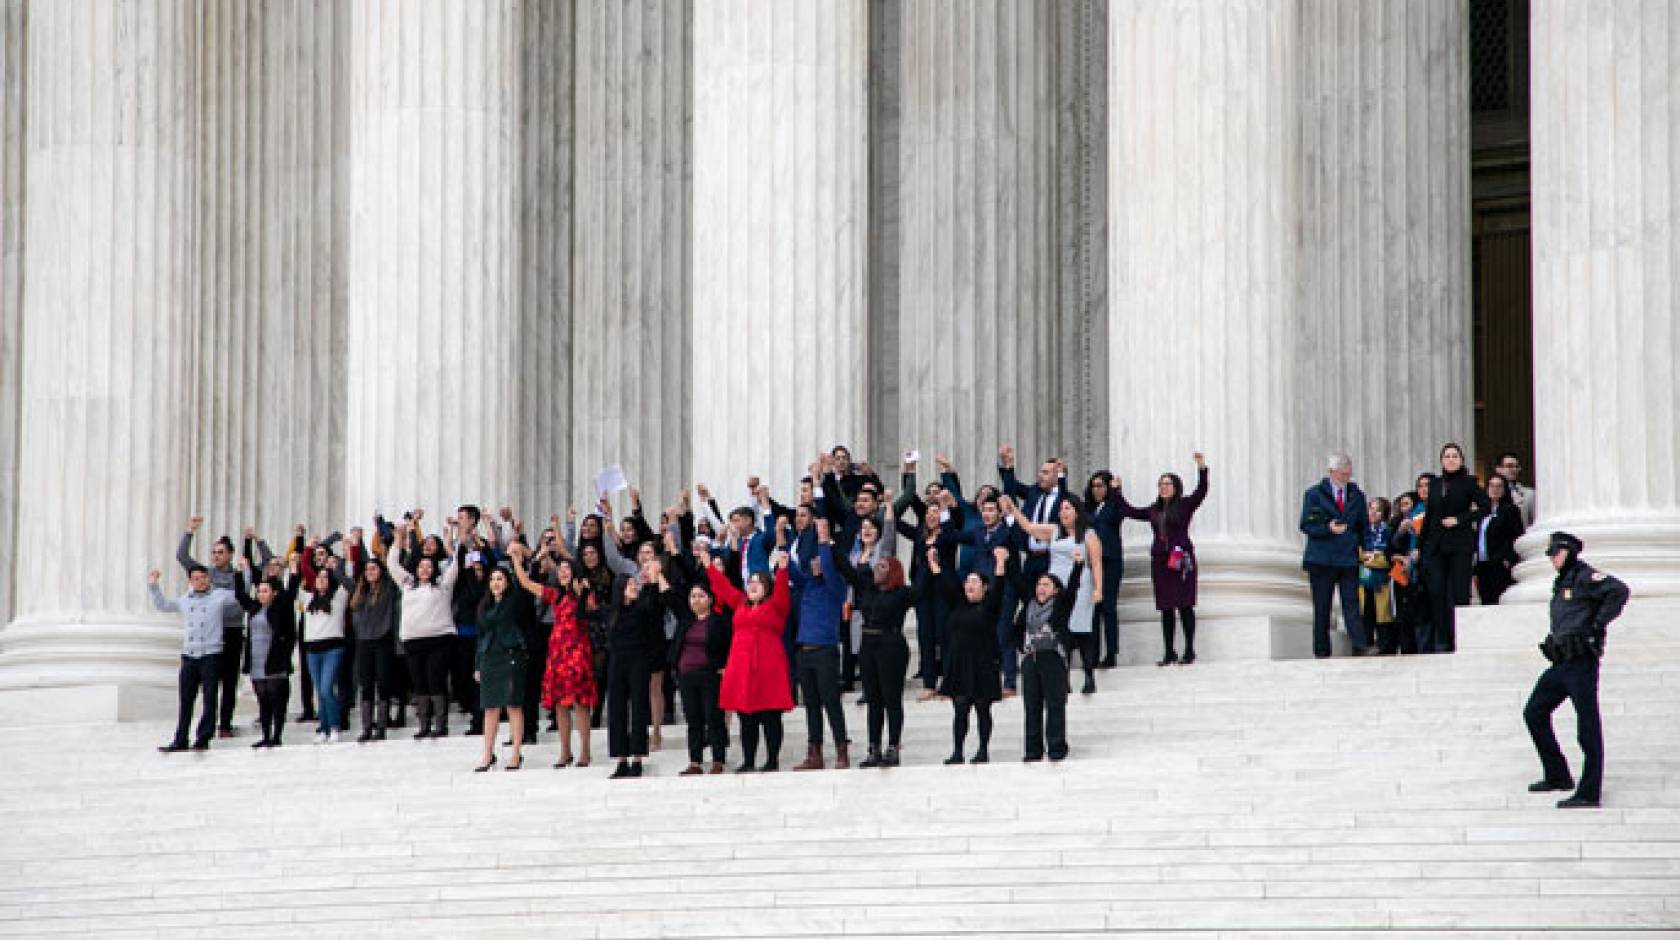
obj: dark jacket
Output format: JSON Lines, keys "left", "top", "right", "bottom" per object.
{"left": 954, "top": 519, "right": 1024, "bottom": 580}
{"left": 999, "top": 465, "right": 1068, "bottom": 532}
{"left": 1088, "top": 495, "right": 1126, "bottom": 560}
{"left": 832, "top": 543, "right": 928, "bottom": 637}
{"left": 609, "top": 580, "right": 667, "bottom": 657}
{"left": 1010, "top": 561, "right": 1085, "bottom": 654}
{"left": 1548, "top": 561, "right": 1629, "bottom": 644}
{"left": 1476, "top": 501, "right": 1526, "bottom": 569}
{"left": 1422, "top": 470, "right": 1490, "bottom": 557}
{"left": 1300, "top": 478, "right": 1370, "bottom": 568}
{"left": 664, "top": 583, "right": 733, "bottom": 672}
{"left": 476, "top": 590, "right": 534, "bottom": 662}
{"left": 235, "top": 571, "right": 299, "bottom": 677}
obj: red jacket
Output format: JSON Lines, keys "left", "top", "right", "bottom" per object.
{"left": 708, "top": 564, "right": 794, "bottom": 714}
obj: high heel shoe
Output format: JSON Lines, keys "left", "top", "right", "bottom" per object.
{"left": 505, "top": 755, "right": 523, "bottom": 771}
{"left": 575, "top": 755, "right": 591, "bottom": 768}
{"left": 473, "top": 753, "right": 498, "bottom": 773}
{"left": 1156, "top": 650, "right": 1179, "bottom": 667}
{"left": 553, "top": 753, "right": 574, "bottom": 769}
{"left": 1180, "top": 651, "right": 1197, "bottom": 665}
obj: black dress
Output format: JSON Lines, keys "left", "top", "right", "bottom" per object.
{"left": 935, "top": 570, "right": 1003, "bottom": 703}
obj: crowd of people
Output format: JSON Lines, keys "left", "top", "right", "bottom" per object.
{"left": 145, "top": 441, "right": 1542, "bottom": 776}
{"left": 1299, "top": 444, "right": 1536, "bottom": 660}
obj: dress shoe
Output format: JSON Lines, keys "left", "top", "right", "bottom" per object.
{"left": 1156, "top": 650, "right": 1179, "bottom": 667}
{"left": 859, "top": 748, "right": 883, "bottom": 769}
{"left": 943, "top": 752, "right": 964, "bottom": 765}
{"left": 473, "top": 754, "right": 498, "bottom": 773}
{"left": 1180, "top": 651, "right": 1197, "bottom": 665}
{"left": 191, "top": 741, "right": 210, "bottom": 751}
{"left": 217, "top": 728, "right": 234, "bottom": 739}
{"left": 1557, "top": 795, "right": 1600, "bottom": 809}
{"left": 734, "top": 761, "right": 756, "bottom": 774}
{"left": 970, "top": 749, "right": 989, "bottom": 764}
{"left": 709, "top": 762, "right": 725, "bottom": 774}
{"left": 628, "top": 762, "right": 643, "bottom": 777}
{"left": 1097, "top": 656, "right": 1117, "bottom": 670}
{"left": 1081, "top": 675, "right": 1096, "bottom": 695}
{"left": 158, "top": 742, "right": 189, "bottom": 753}
{"left": 881, "top": 746, "right": 900, "bottom": 768}
{"left": 1528, "top": 778, "right": 1574, "bottom": 793}
{"left": 680, "top": 763, "right": 705, "bottom": 776}
{"left": 610, "top": 760, "right": 633, "bottom": 779}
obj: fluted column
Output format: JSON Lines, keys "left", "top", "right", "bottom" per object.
{"left": 571, "top": 0, "right": 691, "bottom": 506}
{"left": 0, "top": 0, "right": 200, "bottom": 707}
{"left": 194, "top": 1, "right": 346, "bottom": 544}
{"left": 691, "top": 0, "right": 869, "bottom": 497}
{"left": 1510, "top": 0, "right": 1680, "bottom": 601}
{"left": 516, "top": 0, "right": 574, "bottom": 516}
{"left": 0, "top": 0, "right": 25, "bottom": 629}
{"left": 1108, "top": 0, "right": 1306, "bottom": 626}
{"left": 345, "top": 0, "right": 525, "bottom": 520}
{"left": 1297, "top": 0, "right": 1472, "bottom": 500}
{"left": 894, "top": 1, "right": 1057, "bottom": 479}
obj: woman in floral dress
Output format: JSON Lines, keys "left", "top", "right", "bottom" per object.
{"left": 511, "top": 552, "right": 597, "bottom": 768}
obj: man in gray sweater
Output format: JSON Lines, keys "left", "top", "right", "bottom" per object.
{"left": 149, "top": 565, "right": 245, "bottom": 752}
{"left": 177, "top": 517, "right": 269, "bottom": 736}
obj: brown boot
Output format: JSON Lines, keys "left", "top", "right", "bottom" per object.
{"left": 834, "top": 743, "right": 850, "bottom": 770}
{"left": 793, "top": 744, "right": 824, "bottom": 771}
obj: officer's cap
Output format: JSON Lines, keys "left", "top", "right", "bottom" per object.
{"left": 1547, "top": 531, "right": 1583, "bottom": 556}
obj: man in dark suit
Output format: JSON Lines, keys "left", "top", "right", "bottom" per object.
{"left": 1299, "top": 453, "right": 1372, "bottom": 658}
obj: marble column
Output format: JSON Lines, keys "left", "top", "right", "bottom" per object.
{"left": 345, "top": 0, "right": 526, "bottom": 520}
{"left": 691, "top": 0, "right": 869, "bottom": 498}
{"left": 1297, "top": 0, "right": 1472, "bottom": 501}
{"left": 193, "top": 1, "right": 346, "bottom": 545}
{"left": 515, "top": 0, "right": 574, "bottom": 516}
{"left": 1510, "top": 0, "right": 1680, "bottom": 601}
{"left": 0, "top": 0, "right": 25, "bottom": 629}
{"left": 0, "top": 0, "right": 201, "bottom": 712}
{"left": 893, "top": 1, "right": 1058, "bottom": 482}
{"left": 1108, "top": 0, "right": 1307, "bottom": 633}
{"left": 571, "top": 0, "right": 691, "bottom": 509}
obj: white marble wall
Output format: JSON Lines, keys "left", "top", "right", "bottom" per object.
{"left": 515, "top": 0, "right": 575, "bottom": 517}
{"left": 0, "top": 0, "right": 200, "bottom": 691}
{"left": 894, "top": 0, "right": 1058, "bottom": 483}
{"left": 0, "top": 0, "right": 25, "bottom": 628}
{"left": 1297, "top": 0, "right": 1473, "bottom": 503}
{"left": 1108, "top": 0, "right": 1306, "bottom": 619}
{"left": 691, "top": 0, "right": 870, "bottom": 498}
{"left": 344, "top": 0, "right": 526, "bottom": 521}
{"left": 1511, "top": 0, "right": 1680, "bottom": 601}
{"left": 571, "top": 0, "right": 692, "bottom": 510}
{"left": 193, "top": 1, "right": 346, "bottom": 547}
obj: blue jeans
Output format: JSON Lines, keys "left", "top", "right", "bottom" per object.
{"left": 307, "top": 647, "right": 345, "bottom": 734}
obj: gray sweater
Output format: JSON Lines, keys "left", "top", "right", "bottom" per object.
{"left": 149, "top": 584, "right": 243, "bottom": 657}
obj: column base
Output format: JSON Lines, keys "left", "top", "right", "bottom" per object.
{"left": 0, "top": 617, "right": 184, "bottom": 724}
{"left": 1114, "top": 539, "right": 1316, "bottom": 662}
{"left": 1505, "top": 518, "right": 1680, "bottom": 604}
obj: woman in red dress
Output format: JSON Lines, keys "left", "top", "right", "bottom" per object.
{"left": 511, "top": 554, "right": 597, "bottom": 768}
{"left": 699, "top": 542, "right": 794, "bottom": 772}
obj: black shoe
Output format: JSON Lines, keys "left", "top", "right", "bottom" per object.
{"left": 294, "top": 713, "right": 316, "bottom": 724}
{"left": 1098, "top": 656, "right": 1117, "bottom": 670}
{"left": 522, "top": 732, "right": 538, "bottom": 745}
{"left": 473, "top": 754, "right": 498, "bottom": 773}
{"left": 1180, "top": 651, "right": 1197, "bottom": 665}
{"left": 158, "top": 742, "right": 189, "bottom": 753}
{"left": 881, "top": 746, "right": 900, "bottom": 768}
{"left": 629, "top": 762, "right": 643, "bottom": 777}
{"left": 859, "top": 749, "right": 883, "bottom": 769}
{"left": 505, "top": 755, "right": 523, "bottom": 772}
{"left": 464, "top": 723, "right": 482, "bottom": 736}
{"left": 734, "top": 761, "right": 756, "bottom": 774}
{"left": 1156, "top": 650, "right": 1179, "bottom": 667}
{"left": 943, "top": 753, "right": 965, "bottom": 765}
{"left": 251, "top": 738, "right": 270, "bottom": 749}
{"left": 1528, "top": 778, "right": 1575, "bottom": 793}
{"left": 970, "top": 750, "right": 989, "bottom": 764}
{"left": 1081, "top": 675, "right": 1096, "bottom": 695}
{"left": 1049, "top": 749, "right": 1069, "bottom": 762}
{"left": 190, "top": 740, "right": 210, "bottom": 751}
{"left": 1023, "top": 753, "right": 1043, "bottom": 763}
{"left": 610, "top": 760, "right": 632, "bottom": 779}
{"left": 759, "top": 759, "right": 778, "bottom": 773}
{"left": 1557, "top": 795, "right": 1600, "bottom": 809}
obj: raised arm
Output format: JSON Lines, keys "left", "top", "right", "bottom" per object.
{"left": 1001, "top": 495, "right": 1057, "bottom": 542}
{"left": 1183, "top": 457, "right": 1210, "bottom": 512}
{"left": 704, "top": 562, "right": 745, "bottom": 612}
{"left": 175, "top": 522, "right": 201, "bottom": 572}
{"left": 147, "top": 572, "right": 179, "bottom": 613}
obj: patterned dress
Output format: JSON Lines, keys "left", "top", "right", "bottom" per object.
{"left": 540, "top": 587, "right": 597, "bottom": 709}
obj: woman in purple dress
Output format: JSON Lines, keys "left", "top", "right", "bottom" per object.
{"left": 1116, "top": 452, "right": 1208, "bottom": 666}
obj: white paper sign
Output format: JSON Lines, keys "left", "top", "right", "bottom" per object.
{"left": 594, "top": 464, "right": 629, "bottom": 495}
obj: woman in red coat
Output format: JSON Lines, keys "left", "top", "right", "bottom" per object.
{"left": 701, "top": 543, "right": 794, "bottom": 772}
{"left": 1116, "top": 452, "right": 1209, "bottom": 667}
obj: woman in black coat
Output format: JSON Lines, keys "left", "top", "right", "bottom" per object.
{"left": 832, "top": 545, "right": 928, "bottom": 768}
{"left": 1473, "top": 474, "right": 1526, "bottom": 606}
{"left": 1420, "top": 443, "right": 1490, "bottom": 653}
{"left": 233, "top": 555, "right": 300, "bottom": 748}
{"left": 929, "top": 545, "right": 1008, "bottom": 765}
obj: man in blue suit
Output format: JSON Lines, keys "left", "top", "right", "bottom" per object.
{"left": 1300, "top": 453, "right": 1372, "bottom": 658}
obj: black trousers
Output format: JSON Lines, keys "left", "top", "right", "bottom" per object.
{"left": 1066, "top": 630, "right": 1100, "bottom": 676}
{"left": 1020, "top": 650, "right": 1068, "bottom": 760}
{"left": 355, "top": 634, "right": 397, "bottom": 704}
{"left": 858, "top": 633, "right": 909, "bottom": 749}
{"left": 172, "top": 653, "right": 221, "bottom": 747}
{"left": 1475, "top": 560, "right": 1514, "bottom": 606}
{"left": 677, "top": 668, "right": 729, "bottom": 764}
{"left": 737, "top": 710, "right": 785, "bottom": 768}
{"left": 1422, "top": 549, "right": 1473, "bottom": 653}
{"left": 1524, "top": 656, "right": 1603, "bottom": 801}
{"left": 520, "top": 627, "right": 547, "bottom": 740}
{"left": 450, "top": 630, "right": 480, "bottom": 714}
{"left": 1308, "top": 563, "right": 1368, "bottom": 657}
{"left": 336, "top": 638, "right": 356, "bottom": 728}
{"left": 403, "top": 635, "right": 454, "bottom": 695}
{"left": 217, "top": 626, "right": 244, "bottom": 730}
{"left": 797, "top": 645, "right": 847, "bottom": 747}
{"left": 252, "top": 675, "right": 291, "bottom": 744}
{"left": 1096, "top": 556, "right": 1123, "bottom": 662}
{"left": 296, "top": 642, "right": 315, "bottom": 718}
{"left": 606, "top": 651, "right": 652, "bottom": 758}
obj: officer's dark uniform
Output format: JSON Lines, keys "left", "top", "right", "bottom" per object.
{"left": 1523, "top": 532, "right": 1629, "bottom": 808}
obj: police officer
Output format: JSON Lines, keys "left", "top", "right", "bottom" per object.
{"left": 1523, "top": 532, "right": 1629, "bottom": 809}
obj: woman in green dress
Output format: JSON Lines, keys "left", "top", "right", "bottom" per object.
{"left": 474, "top": 557, "right": 535, "bottom": 772}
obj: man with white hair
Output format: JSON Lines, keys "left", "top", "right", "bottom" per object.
{"left": 1299, "top": 453, "right": 1372, "bottom": 658}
